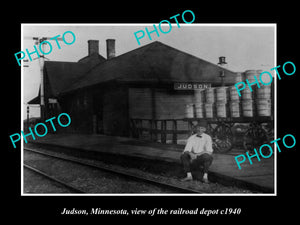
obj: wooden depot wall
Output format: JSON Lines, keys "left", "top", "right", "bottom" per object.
{"left": 129, "top": 87, "right": 194, "bottom": 120}
{"left": 58, "top": 83, "right": 194, "bottom": 138}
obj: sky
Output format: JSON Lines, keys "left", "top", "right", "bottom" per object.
{"left": 21, "top": 24, "right": 275, "bottom": 118}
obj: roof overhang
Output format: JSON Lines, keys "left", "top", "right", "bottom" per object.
{"left": 27, "top": 95, "right": 40, "bottom": 104}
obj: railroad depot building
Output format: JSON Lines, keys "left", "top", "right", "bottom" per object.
{"left": 28, "top": 39, "right": 243, "bottom": 143}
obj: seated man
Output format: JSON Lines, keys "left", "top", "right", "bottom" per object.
{"left": 180, "top": 120, "right": 213, "bottom": 183}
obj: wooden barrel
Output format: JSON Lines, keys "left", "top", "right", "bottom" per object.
{"left": 204, "top": 103, "right": 214, "bottom": 118}
{"left": 256, "top": 70, "right": 263, "bottom": 77}
{"left": 194, "top": 90, "right": 204, "bottom": 103}
{"left": 257, "top": 99, "right": 271, "bottom": 116}
{"left": 256, "top": 85, "right": 271, "bottom": 99}
{"left": 242, "top": 87, "right": 252, "bottom": 100}
{"left": 229, "top": 86, "right": 240, "bottom": 101}
{"left": 229, "top": 100, "right": 240, "bottom": 118}
{"left": 216, "top": 87, "right": 227, "bottom": 102}
{"left": 194, "top": 103, "right": 204, "bottom": 118}
{"left": 205, "top": 88, "right": 215, "bottom": 103}
{"left": 235, "top": 72, "right": 243, "bottom": 83}
{"left": 244, "top": 70, "right": 258, "bottom": 83}
{"left": 216, "top": 101, "right": 226, "bottom": 117}
{"left": 185, "top": 104, "right": 194, "bottom": 118}
{"left": 242, "top": 100, "right": 253, "bottom": 117}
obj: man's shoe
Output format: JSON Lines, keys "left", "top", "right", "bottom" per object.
{"left": 202, "top": 178, "right": 209, "bottom": 184}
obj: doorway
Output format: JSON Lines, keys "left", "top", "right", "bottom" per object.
{"left": 92, "top": 93, "right": 103, "bottom": 134}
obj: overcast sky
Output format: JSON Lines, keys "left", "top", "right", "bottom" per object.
{"left": 21, "top": 24, "right": 275, "bottom": 118}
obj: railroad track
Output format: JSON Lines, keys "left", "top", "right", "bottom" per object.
{"left": 24, "top": 147, "right": 203, "bottom": 194}
{"left": 24, "top": 163, "right": 85, "bottom": 193}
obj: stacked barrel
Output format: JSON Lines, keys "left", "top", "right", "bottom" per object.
{"left": 185, "top": 89, "right": 211, "bottom": 118}
{"left": 185, "top": 103, "right": 194, "bottom": 118}
{"left": 185, "top": 87, "right": 228, "bottom": 118}
{"left": 185, "top": 90, "right": 204, "bottom": 118}
{"left": 242, "top": 70, "right": 272, "bottom": 117}
{"left": 240, "top": 70, "right": 255, "bottom": 117}
{"left": 254, "top": 71, "right": 272, "bottom": 117}
{"left": 184, "top": 70, "right": 272, "bottom": 119}
{"left": 204, "top": 88, "right": 214, "bottom": 118}
{"left": 194, "top": 90, "right": 204, "bottom": 118}
{"left": 227, "top": 72, "right": 242, "bottom": 118}
{"left": 185, "top": 87, "right": 239, "bottom": 119}
{"left": 215, "top": 87, "right": 227, "bottom": 118}
{"left": 229, "top": 85, "right": 241, "bottom": 117}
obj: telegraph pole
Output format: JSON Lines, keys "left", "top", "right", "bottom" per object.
{"left": 27, "top": 105, "right": 29, "bottom": 129}
{"left": 25, "top": 36, "right": 63, "bottom": 120}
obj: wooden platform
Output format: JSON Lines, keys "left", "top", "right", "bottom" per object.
{"left": 26, "top": 133, "right": 275, "bottom": 194}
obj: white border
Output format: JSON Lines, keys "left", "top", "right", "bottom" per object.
{"left": 21, "top": 23, "right": 277, "bottom": 196}
{"left": 21, "top": 24, "right": 24, "bottom": 195}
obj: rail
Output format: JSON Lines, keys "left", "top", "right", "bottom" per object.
{"left": 24, "top": 147, "right": 204, "bottom": 194}
{"left": 24, "top": 163, "right": 86, "bottom": 193}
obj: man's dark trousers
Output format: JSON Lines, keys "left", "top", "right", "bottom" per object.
{"left": 181, "top": 151, "right": 213, "bottom": 174}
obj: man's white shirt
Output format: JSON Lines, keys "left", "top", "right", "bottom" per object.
{"left": 183, "top": 133, "right": 213, "bottom": 155}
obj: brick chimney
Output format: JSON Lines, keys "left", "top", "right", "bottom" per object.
{"left": 106, "top": 39, "right": 115, "bottom": 59}
{"left": 88, "top": 40, "right": 99, "bottom": 56}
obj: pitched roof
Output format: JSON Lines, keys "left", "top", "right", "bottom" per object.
{"left": 61, "top": 41, "right": 238, "bottom": 94}
{"left": 44, "top": 61, "right": 85, "bottom": 96}
{"left": 43, "top": 53, "right": 106, "bottom": 96}
{"left": 27, "top": 95, "right": 40, "bottom": 104}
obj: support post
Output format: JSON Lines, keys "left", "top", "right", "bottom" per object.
{"left": 172, "top": 120, "right": 177, "bottom": 144}
{"left": 161, "top": 120, "right": 167, "bottom": 144}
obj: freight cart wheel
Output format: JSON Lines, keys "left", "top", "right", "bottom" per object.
{"left": 212, "top": 124, "right": 233, "bottom": 153}
{"left": 243, "top": 122, "right": 270, "bottom": 153}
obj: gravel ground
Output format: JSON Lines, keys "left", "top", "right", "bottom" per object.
{"left": 24, "top": 167, "right": 73, "bottom": 193}
{"left": 24, "top": 147, "right": 252, "bottom": 194}
{"left": 24, "top": 151, "right": 178, "bottom": 193}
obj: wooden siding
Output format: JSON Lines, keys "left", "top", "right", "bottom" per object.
{"left": 102, "top": 86, "right": 129, "bottom": 136}
{"left": 155, "top": 89, "right": 194, "bottom": 120}
{"left": 58, "top": 90, "right": 93, "bottom": 134}
{"left": 129, "top": 87, "right": 194, "bottom": 120}
{"left": 128, "top": 87, "right": 195, "bottom": 141}
{"left": 128, "top": 88, "right": 152, "bottom": 119}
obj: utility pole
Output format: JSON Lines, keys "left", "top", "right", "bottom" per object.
{"left": 25, "top": 36, "right": 63, "bottom": 120}
{"left": 27, "top": 105, "right": 29, "bottom": 130}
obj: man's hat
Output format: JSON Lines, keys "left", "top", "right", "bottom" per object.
{"left": 196, "top": 119, "right": 208, "bottom": 128}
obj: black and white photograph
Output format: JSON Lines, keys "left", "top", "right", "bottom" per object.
{"left": 4, "top": 4, "right": 299, "bottom": 221}
{"left": 20, "top": 24, "right": 276, "bottom": 195}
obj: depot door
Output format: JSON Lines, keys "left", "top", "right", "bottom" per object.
{"left": 92, "top": 94, "right": 103, "bottom": 134}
